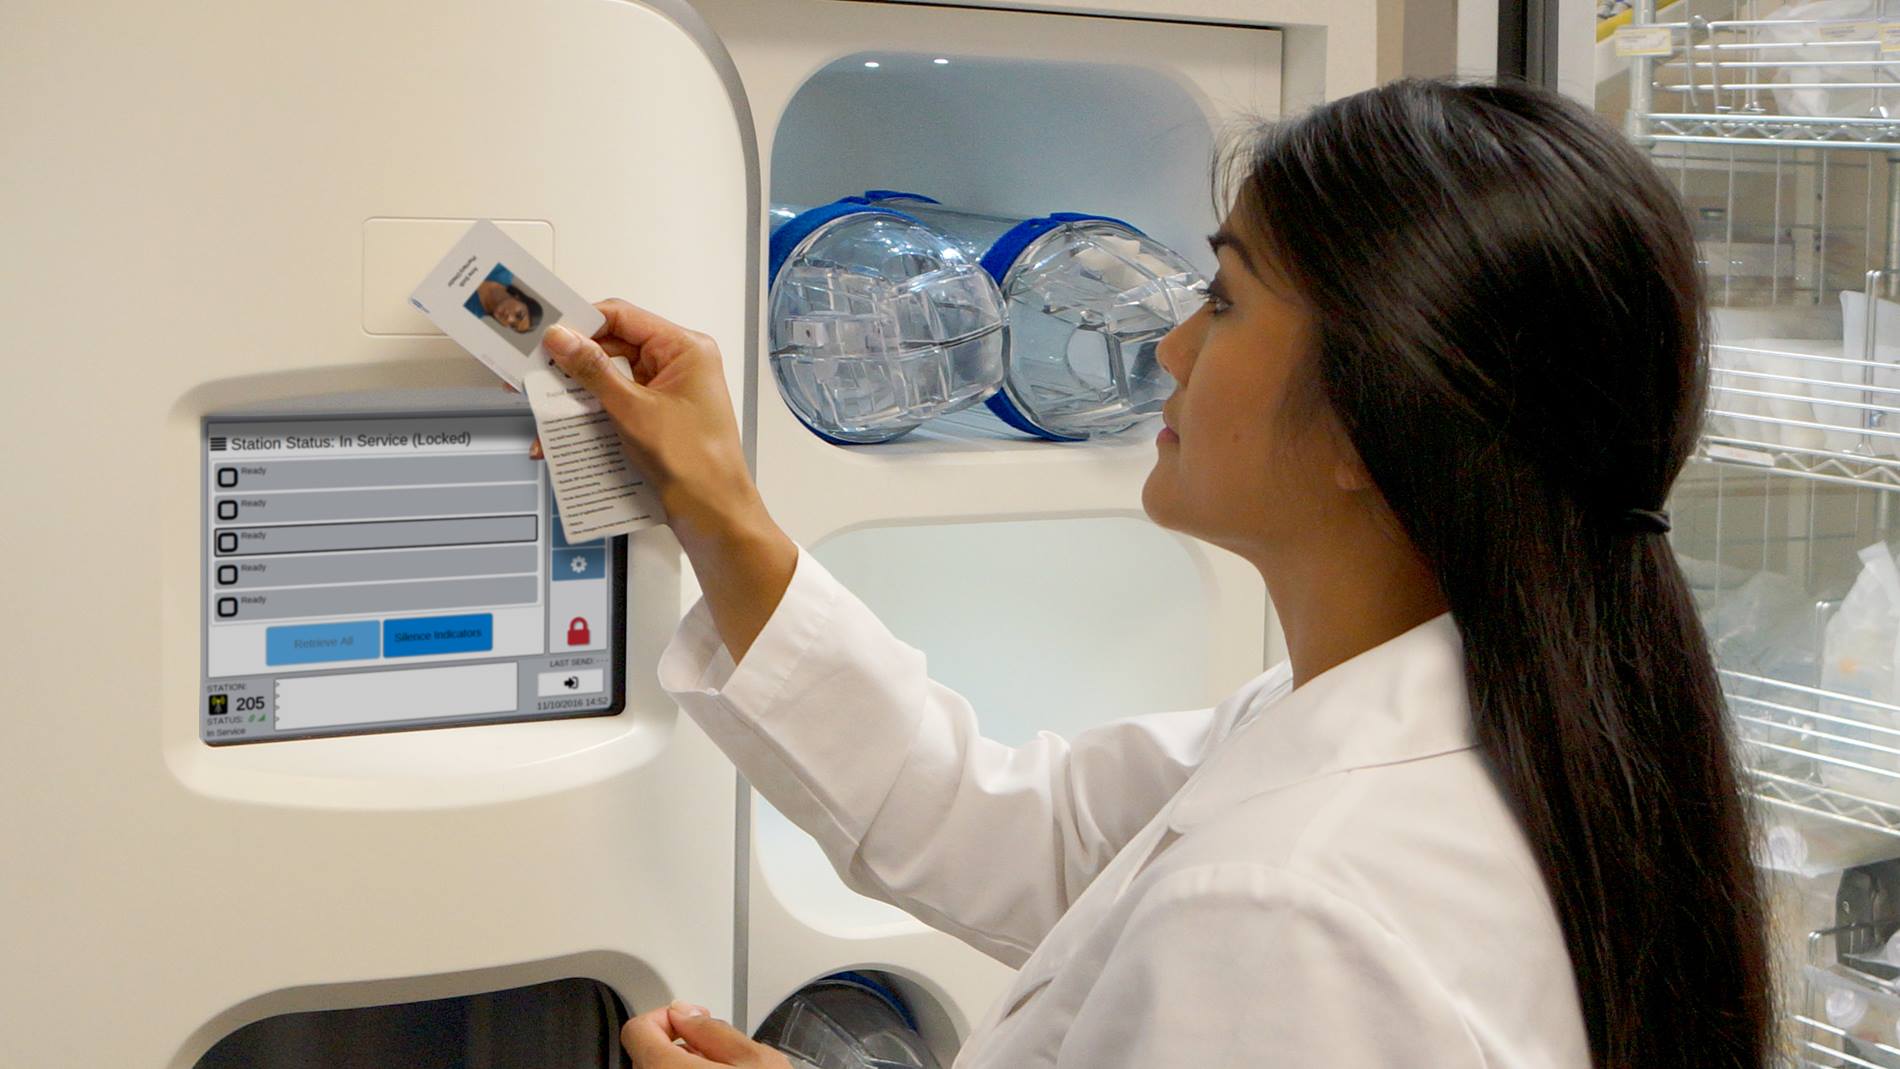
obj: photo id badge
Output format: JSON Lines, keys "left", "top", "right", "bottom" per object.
{"left": 408, "top": 220, "right": 606, "bottom": 388}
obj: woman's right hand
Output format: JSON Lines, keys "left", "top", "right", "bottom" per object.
{"left": 544, "top": 301, "right": 796, "bottom": 662}
{"left": 622, "top": 1003, "right": 794, "bottom": 1069}
{"left": 544, "top": 301, "right": 759, "bottom": 552}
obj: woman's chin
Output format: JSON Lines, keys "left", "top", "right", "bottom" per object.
{"left": 1139, "top": 468, "right": 1176, "bottom": 530}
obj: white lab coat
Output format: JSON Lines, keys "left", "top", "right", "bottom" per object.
{"left": 658, "top": 548, "right": 1591, "bottom": 1067}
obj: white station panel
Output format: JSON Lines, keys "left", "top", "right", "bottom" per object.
{"left": 2, "top": 1, "right": 753, "bottom": 1066}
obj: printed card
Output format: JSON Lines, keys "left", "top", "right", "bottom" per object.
{"left": 409, "top": 220, "right": 605, "bottom": 389}
{"left": 523, "top": 362, "right": 667, "bottom": 542}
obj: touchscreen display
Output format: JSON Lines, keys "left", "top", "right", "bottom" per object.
{"left": 200, "top": 411, "right": 623, "bottom": 743}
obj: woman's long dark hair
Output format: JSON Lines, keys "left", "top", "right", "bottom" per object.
{"left": 1230, "top": 80, "right": 1770, "bottom": 1067}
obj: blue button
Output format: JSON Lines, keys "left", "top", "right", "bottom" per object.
{"left": 382, "top": 613, "right": 494, "bottom": 657}
{"left": 552, "top": 547, "right": 606, "bottom": 582}
{"left": 266, "top": 621, "right": 380, "bottom": 666}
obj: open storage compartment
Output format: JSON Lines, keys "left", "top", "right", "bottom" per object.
{"left": 767, "top": 53, "right": 1226, "bottom": 450}
{"left": 772, "top": 52, "right": 1224, "bottom": 278}
{"left": 193, "top": 978, "right": 631, "bottom": 1068}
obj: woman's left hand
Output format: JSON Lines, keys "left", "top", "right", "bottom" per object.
{"left": 623, "top": 1002, "right": 796, "bottom": 1069}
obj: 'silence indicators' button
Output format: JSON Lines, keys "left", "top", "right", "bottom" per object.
{"left": 265, "top": 621, "right": 380, "bottom": 666}
{"left": 383, "top": 613, "right": 494, "bottom": 658}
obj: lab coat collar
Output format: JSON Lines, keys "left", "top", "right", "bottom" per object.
{"left": 1168, "top": 612, "right": 1476, "bottom": 831}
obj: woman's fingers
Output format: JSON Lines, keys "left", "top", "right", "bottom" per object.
{"left": 595, "top": 297, "right": 688, "bottom": 350}
{"left": 667, "top": 1004, "right": 774, "bottom": 1065}
{"left": 528, "top": 437, "right": 542, "bottom": 461}
{"left": 622, "top": 1008, "right": 702, "bottom": 1069}
{"left": 545, "top": 325, "right": 642, "bottom": 416}
{"left": 621, "top": 1003, "right": 790, "bottom": 1069}
{"left": 592, "top": 298, "right": 719, "bottom": 386}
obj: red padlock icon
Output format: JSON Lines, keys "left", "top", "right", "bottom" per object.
{"left": 566, "top": 617, "right": 591, "bottom": 646}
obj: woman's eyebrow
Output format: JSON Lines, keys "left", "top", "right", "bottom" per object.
{"left": 1207, "top": 229, "right": 1261, "bottom": 281}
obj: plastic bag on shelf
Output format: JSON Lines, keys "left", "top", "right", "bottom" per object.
{"left": 1707, "top": 342, "right": 1771, "bottom": 445}
{"left": 1821, "top": 543, "right": 1900, "bottom": 798}
{"left": 1716, "top": 339, "right": 1868, "bottom": 454}
{"left": 1707, "top": 569, "right": 1825, "bottom": 680}
{"left": 1707, "top": 570, "right": 1828, "bottom": 784}
{"left": 1762, "top": 1, "right": 1895, "bottom": 119}
{"left": 1704, "top": 308, "right": 1852, "bottom": 452}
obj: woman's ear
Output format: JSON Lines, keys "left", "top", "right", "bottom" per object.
{"left": 1332, "top": 450, "right": 1375, "bottom": 493}
{"left": 1327, "top": 421, "right": 1375, "bottom": 492}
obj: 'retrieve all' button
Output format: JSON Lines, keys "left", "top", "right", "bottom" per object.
{"left": 382, "top": 613, "right": 493, "bottom": 658}
{"left": 265, "top": 620, "right": 379, "bottom": 666}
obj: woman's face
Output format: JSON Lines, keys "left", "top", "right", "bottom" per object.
{"left": 494, "top": 295, "right": 533, "bottom": 333}
{"left": 490, "top": 294, "right": 535, "bottom": 332}
{"left": 1141, "top": 212, "right": 1359, "bottom": 560}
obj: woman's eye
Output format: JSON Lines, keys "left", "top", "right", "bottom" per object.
{"left": 1204, "top": 286, "right": 1233, "bottom": 316}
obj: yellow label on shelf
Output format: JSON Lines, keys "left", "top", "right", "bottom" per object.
{"left": 1817, "top": 21, "right": 1875, "bottom": 43}
{"left": 1614, "top": 26, "right": 1675, "bottom": 57}
{"left": 1703, "top": 443, "right": 1776, "bottom": 468}
{"left": 1881, "top": 22, "right": 1900, "bottom": 52}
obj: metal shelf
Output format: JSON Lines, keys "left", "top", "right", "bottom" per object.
{"left": 1700, "top": 438, "right": 1900, "bottom": 493}
{"left": 1754, "top": 772, "right": 1900, "bottom": 841}
{"left": 1702, "top": 340, "right": 1900, "bottom": 493}
{"left": 1648, "top": 113, "right": 1900, "bottom": 152}
{"left": 1791, "top": 1010, "right": 1898, "bottom": 1068}
{"left": 1625, "top": 12, "right": 1900, "bottom": 149}
{"left": 1727, "top": 668, "right": 1900, "bottom": 841}
{"left": 1792, "top": 960, "right": 1900, "bottom": 1067}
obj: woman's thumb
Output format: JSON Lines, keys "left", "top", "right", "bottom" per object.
{"left": 667, "top": 1003, "right": 760, "bottom": 1064}
{"left": 544, "top": 325, "right": 638, "bottom": 408}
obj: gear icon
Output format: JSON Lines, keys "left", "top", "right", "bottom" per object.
{"left": 569, "top": 556, "right": 589, "bottom": 575}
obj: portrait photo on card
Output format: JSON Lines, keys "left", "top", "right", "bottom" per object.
{"left": 464, "top": 264, "right": 561, "bottom": 356}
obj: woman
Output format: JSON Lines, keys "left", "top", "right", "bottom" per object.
{"left": 465, "top": 264, "right": 544, "bottom": 334}
{"left": 544, "top": 79, "right": 1771, "bottom": 1068}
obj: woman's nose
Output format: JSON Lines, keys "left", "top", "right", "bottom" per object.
{"left": 1154, "top": 309, "right": 1202, "bottom": 384}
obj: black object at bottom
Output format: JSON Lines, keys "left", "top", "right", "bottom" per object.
{"left": 194, "top": 977, "right": 632, "bottom": 1068}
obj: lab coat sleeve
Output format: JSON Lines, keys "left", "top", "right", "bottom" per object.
{"left": 1057, "top": 865, "right": 1486, "bottom": 1068}
{"left": 657, "top": 547, "right": 1224, "bottom": 967}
